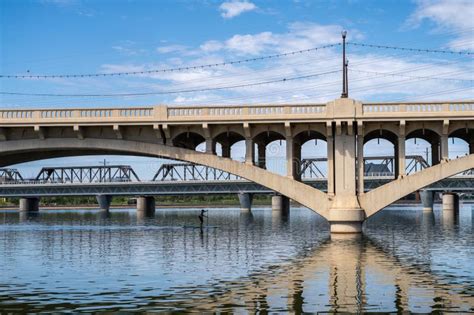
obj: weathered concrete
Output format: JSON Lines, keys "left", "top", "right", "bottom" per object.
{"left": 96, "top": 194, "right": 112, "bottom": 211}
{"left": 271, "top": 195, "right": 289, "bottom": 213}
{"left": 442, "top": 192, "right": 459, "bottom": 212}
{"left": 238, "top": 192, "right": 253, "bottom": 212}
{"left": 420, "top": 190, "right": 434, "bottom": 212}
{"left": 19, "top": 197, "right": 39, "bottom": 212}
{"left": 137, "top": 196, "right": 156, "bottom": 215}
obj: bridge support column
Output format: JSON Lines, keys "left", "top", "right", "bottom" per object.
{"left": 245, "top": 138, "right": 254, "bottom": 165}
{"left": 327, "top": 134, "right": 335, "bottom": 196}
{"left": 238, "top": 192, "right": 253, "bottom": 212}
{"left": 420, "top": 190, "right": 434, "bottom": 212}
{"left": 19, "top": 197, "right": 40, "bottom": 212}
{"left": 272, "top": 195, "right": 289, "bottom": 214}
{"left": 221, "top": 143, "right": 231, "bottom": 158}
{"left": 286, "top": 137, "right": 301, "bottom": 180}
{"left": 469, "top": 139, "right": 474, "bottom": 154}
{"left": 96, "top": 194, "right": 112, "bottom": 211}
{"left": 137, "top": 196, "right": 155, "bottom": 215}
{"left": 357, "top": 134, "right": 364, "bottom": 194}
{"left": 397, "top": 135, "right": 406, "bottom": 178}
{"left": 431, "top": 141, "right": 440, "bottom": 165}
{"left": 205, "top": 138, "right": 216, "bottom": 155}
{"left": 442, "top": 193, "right": 459, "bottom": 213}
{"left": 441, "top": 134, "right": 449, "bottom": 161}
{"left": 329, "top": 209, "right": 365, "bottom": 233}
{"left": 257, "top": 142, "right": 266, "bottom": 169}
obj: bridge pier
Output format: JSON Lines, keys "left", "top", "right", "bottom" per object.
{"left": 137, "top": 196, "right": 155, "bottom": 215}
{"left": 272, "top": 194, "right": 289, "bottom": 214}
{"left": 420, "top": 190, "right": 434, "bottom": 212}
{"left": 442, "top": 192, "right": 459, "bottom": 213}
{"left": 19, "top": 197, "right": 40, "bottom": 212}
{"left": 328, "top": 209, "right": 365, "bottom": 233}
{"left": 238, "top": 192, "right": 253, "bottom": 212}
{"left": 96, "top": 194, "right": 112, "bottom": 211}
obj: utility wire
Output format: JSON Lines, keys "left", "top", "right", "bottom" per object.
{"left": 0, "top": 70, "right": 341, "bottom": 97}
{"left": 348, "top": 42, "right": 474, "bottom": 55}
{"left": 0, "top": 43, "right": 341, "bottom": 79}
{"left": 349, "top": 69, "right": 474, "bottom": 83}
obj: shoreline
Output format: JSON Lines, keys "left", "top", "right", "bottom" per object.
{"left": 1, "top": 200, "right": 471, "bottom": 211}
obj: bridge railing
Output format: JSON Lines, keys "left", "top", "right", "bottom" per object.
{"left": 1, "top": 101, "right": 473, "bottom": 124}
{"left": 361, "top": 101, "right": 474, "bottom": 117}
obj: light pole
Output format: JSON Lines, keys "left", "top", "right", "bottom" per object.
{"left": 341, "top": 30, "right": 348, "bottom": 98}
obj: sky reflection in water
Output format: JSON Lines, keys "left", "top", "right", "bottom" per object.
{"left": 0, "top": 205, "right": 473, "bottom": 312}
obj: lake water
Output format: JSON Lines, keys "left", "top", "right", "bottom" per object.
{"left": 0, "top": 205, "right": 473, "bottom": 312}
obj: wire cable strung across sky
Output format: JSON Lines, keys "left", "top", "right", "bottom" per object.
{"left": 349, "top": 69, "right": 474, "bottom": 83}
{"left": 348, "top": 42, "right": 474, "bottom": 55}
{"left": 0, "top": 70, "right": 342, "bottom": 97}
{"left": 0, "top": 43, "right": 341, "bottom": 79}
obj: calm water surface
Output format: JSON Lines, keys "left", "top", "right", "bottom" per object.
{"left": 0, "top": 205, "right": 473, "bottom": 312}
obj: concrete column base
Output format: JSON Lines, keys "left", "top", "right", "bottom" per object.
{"left": 96, "top": 194, "right": 112, "bottom": 211}
{"left": 137, "top": 196, "right": 155, "bottom": 215}
{"left": 330, "top": 221, "right": 363, "bottom": 233}
{"left": 420, "top": 190, "right": 434, "bottom": 212}
{"left": 238, "top": 192, "right": 253, "bottom": 212}
{"left": 442, "top": 193, "right": 459, "bottom": 212}
{"left": 272, "top": 195, "right": 289, "bottom": 213}
{"left": 328, "top": 208, "right": 365, "bottom": 234}
{"left": 19, "top": 197, "right": 40, "bottom": 212}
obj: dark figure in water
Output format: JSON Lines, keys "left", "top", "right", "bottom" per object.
{"left": 198, "top": 209, "right": 208, "bottom": 228}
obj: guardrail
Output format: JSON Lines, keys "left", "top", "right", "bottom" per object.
{"left": 1, "top": 101, "right": 472, "bottom": 124}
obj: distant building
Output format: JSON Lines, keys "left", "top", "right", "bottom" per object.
{"left": 364, "top": 163, "right": 392, "bottom": 176}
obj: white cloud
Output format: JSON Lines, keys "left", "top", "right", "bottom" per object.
{"left": 90, "top": 21, "right": 472, "bottom": 107}
{"left": 199, "top": 22, "right": 362, "bottom": 55}
{"left": 408, "top": 0, "right": 474, "bottom": 51}
{"left": 219, "top": 1, "right": 257, "bottom": 19}
{"left": 156, "top": 45, "right": 188, "bottom": 54}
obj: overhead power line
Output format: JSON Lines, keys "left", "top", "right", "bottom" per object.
{"left": 348, "top": 42, "right": 474, "bottom": 55}
{"left": 0, "top": 70, "right": 342, "bottom": 97}
{"left": 0, "top": 43, "right": 341, "bottom": 79}
{"left": 350, "top": 69, "right": 474, "bottom": 83}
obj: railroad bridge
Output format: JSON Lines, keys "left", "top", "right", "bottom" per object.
{"left": 1, "top": 97, "right": 473, "bottom": 233}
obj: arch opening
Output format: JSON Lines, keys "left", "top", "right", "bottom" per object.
{"left": 406, "top": 129, "right": 441, "bottom": 166}
{"left": 295, "top": 131, "right": 328, "bottom": 180}
{"left": 172, "top": 132, "right": 205, "bottom": 150}
{"left": 213, "top": 131, "right": 245, "bottom": 160}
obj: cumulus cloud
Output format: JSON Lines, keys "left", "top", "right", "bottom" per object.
{"left": 408, "top": 0, "right": 474, "bottom": 51}
{"left": 200, "top": 22, "right": 362, "bottom": 55}
{"left": 219, "top": 1, "right": 257, "bottom": 19}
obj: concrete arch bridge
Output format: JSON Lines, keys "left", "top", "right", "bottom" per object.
{"left": 1, "top": 98, "right": 473, "bottom": 233}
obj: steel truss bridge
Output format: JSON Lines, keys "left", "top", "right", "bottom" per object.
{"left": 0, "top": 156, "right": 472, "bottom": 197}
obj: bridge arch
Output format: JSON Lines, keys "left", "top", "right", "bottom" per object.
{"left": 360, "top": 154, "right": 474, "bottom": 218}
{"left": 0, "top": 138, "right": 331, "bottom": 219}
{"left": 213, "top": 131, "right": 245, "bottom": 159}
{"left": 172, "top": 131, "right": 205, "bottom": 150}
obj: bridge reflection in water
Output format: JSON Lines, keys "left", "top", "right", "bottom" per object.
{"left": 2, "top": 207, "right": 472, "bottom": 313}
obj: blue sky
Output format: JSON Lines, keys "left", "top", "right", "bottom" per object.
{"left": 1, "top": 0, "right": 473, "bottom": 178}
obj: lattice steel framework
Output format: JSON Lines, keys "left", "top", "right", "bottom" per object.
{"left": 0, "top": 168, "right": 24, "bottom": 182}
{"left": 34, "top": 165, "right": 140, "bottom": 183}
{"left": 153, "top": 163, "right": 241, "bottom": 181}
